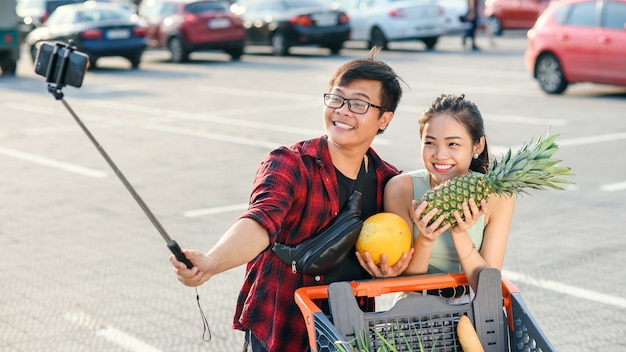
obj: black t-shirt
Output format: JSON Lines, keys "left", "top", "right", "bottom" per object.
{"left": 336, "top": 160, "right": 377, "bottom": 220}
{"left": 321, "top": 160, "right": 377, "bottom": 313}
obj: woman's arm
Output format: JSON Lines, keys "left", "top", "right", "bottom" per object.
{"left": 383, "top": 174, "right": 414, "bottom": 228}
{"left": 453, "top": 194, "right": 515, "bottom": 290}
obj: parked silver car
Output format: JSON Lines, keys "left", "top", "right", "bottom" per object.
{"left": 333, "top": 0, "right": 446, "bottom": 50}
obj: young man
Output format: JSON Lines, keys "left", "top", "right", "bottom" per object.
{"left": 170, "top": 49, "right": 411, "bottom": 351}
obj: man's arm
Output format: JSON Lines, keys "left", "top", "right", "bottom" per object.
{"left": 170, "top": 218, "right": 270, "bottom": 286}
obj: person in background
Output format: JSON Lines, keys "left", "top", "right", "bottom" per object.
{"left": 170, "top": 48, "right": 412, "bottom": 351}
{"left": 474, "top": 0, "right": 495, "bottom": 47}
{"left": 462, "top": 0, "right": 484, "bottom": 50}
{"left": 383, "top": 93, "right": 515, "bottom": 298}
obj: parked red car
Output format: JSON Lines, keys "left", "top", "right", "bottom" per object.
{"left": 524, "top": 0, "right": 626, "bottom": 94}
{"left": 138, "top": 0, "right": 246, "bottom": 62}
{"left": 484, "top": 0, "right": 550, "bottom": 35}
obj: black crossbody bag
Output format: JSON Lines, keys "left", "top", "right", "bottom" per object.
{"left": 271, "top": 190, "right": 363, "bottom": 276}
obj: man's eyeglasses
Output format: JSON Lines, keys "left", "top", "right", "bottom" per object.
{"left": 323, "top": 94, "right": 386, "bottom": 114}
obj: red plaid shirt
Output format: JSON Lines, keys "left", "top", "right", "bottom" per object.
{"left": 234, "top": 136, "right": 399, "bottom": 351}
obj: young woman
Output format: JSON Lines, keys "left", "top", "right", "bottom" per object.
{"left": 383, "top": 93, "right": 515, "bottom": 294}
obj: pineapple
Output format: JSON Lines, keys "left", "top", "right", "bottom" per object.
{"left": 419, "top": 133, "right": 574, "bottom": 227}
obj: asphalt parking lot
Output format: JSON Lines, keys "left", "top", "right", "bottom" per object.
{"left": 2, "top": 31, "right": 626, "bottom": 351}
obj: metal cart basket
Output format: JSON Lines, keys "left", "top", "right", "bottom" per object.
{"left": 295, "top": 268, "right": 555, "bottom": 352}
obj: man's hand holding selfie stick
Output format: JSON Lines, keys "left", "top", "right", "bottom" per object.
{"left": 34, "top": 40, "right": 193, "bottom": 269}
{"left": 33, "top": 40, "right": 212, "bottom": 341}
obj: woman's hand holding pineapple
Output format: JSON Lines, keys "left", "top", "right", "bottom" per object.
{"left": 449, "top": 198, "right": 487, "bottom": 234}
{"left": 412, "top": 197, "right": 486, "bottom": 239}
{"left": 411, "top": 199, "right": 449, "bottom": 242}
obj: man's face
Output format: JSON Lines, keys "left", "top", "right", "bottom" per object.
{"left": 323, "top": 79, "right": 392, "bottom": 151}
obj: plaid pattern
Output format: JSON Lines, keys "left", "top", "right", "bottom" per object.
{"left": 233, "top": 136, "right": 399, "bottom": 351}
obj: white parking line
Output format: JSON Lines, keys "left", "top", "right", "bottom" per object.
{"left": 600, "top": 182, "right": 626, "bottom": 191}
{"left": 557, "top": 132, "right": 626, "bottom": 146}
{"left": 75, "top": 99, "right": 393, "bottom": 145}
{"left": 0, "top": 147, "right": 107, "bottom": 178}
{"left": 65, "top": 311, "right": 161, "bottom": 352}
{"left": 142, "top": 124, "right": 281, "bottom": 149}
{"left": 485, "top": 114, "right": 568, "bottom": 126}
{"left": 503, "top": 270, "right": 626, "bottom": 309}
{"left": 397, "top": 105, "right": 568, "bottom": 126}
{"left": 490, "top": 131, "right": 626, "bottom": 159}
{"left": 195, "top": 85, "right": 312, "bottom": 101}
{"left": 79, "top": 99, "right": 327, "bottom": 137}
{"left": 491, "top": 132, "right": 626, "bottom": 193}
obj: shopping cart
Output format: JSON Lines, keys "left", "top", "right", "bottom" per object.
{"left": 295, "top": 268, "right": 555, "bottom": 352}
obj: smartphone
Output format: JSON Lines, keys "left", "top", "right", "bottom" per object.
{"left": 34, "top": 41, "right": 89, "bottom": 88}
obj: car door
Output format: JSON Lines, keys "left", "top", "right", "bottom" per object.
{"left": 556, "top": 1, "right": 597, "bottom": 82}
{"left": 595, "top": 0, "right": 626, "bottom": 84}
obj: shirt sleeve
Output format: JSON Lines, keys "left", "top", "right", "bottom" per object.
{"left": 239, "top": 147, "right": 304, "bottom": 242}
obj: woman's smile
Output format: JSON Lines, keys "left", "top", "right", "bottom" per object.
{"left": 433, "top": 163, "right": 453, "bottom": 173}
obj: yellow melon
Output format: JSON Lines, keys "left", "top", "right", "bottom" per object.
{"left": 356, "top": 212, "right": 412, "bottom": 266}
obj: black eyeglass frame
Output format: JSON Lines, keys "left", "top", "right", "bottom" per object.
{"left": 323, "top": 93, "right": 387, "bottom": 114}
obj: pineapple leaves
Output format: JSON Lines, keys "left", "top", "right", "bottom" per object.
{"left": 490, "top": 132, "right": 574, "bottom": 195}
{"left": 419, "top": 132, "right": 575, "bottom": 227}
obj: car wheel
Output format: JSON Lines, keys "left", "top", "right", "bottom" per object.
{"left": 369, "top": 27, "right": 388, "bottom": 50}
{"left": 535, "top": 53, "right": 568, "bottom": 95}
{"left": 422, "top": 37, "right": 438, "bottom": 50}
{"left": 226, "top": 47, "right": 244, "bottom": 61}
{"left": 127, "top": 53, "right": 142, "bottom": 69}
{"left": 89, "top": 57, "right": 98, "bottom": 70}
{"left": 488, "top": 16, "right": 503, "bottom": 36}
{"left": 271, "top": 32, "right": 288, "bottom": 56}
{"left": 0, "top": 58, "right": 17, "bottom": 76}
{"left": 168, "top": 36, "right": 189, "bottom": 63}
{"left": 327, "top": 42, "right": 343, "bottom": 55}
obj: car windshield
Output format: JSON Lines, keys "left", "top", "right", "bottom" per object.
{"left": 185, "top": 1, "right": 229, "bottom": 13}
{"left": 46, "top": 6, "right": 131, "bottom": 24}
{"left": 45, "top": 6, "right": 75, "bottom": 24}
{"left": 244, "top": 0, "right": 329, "bottom": 9}
{"left": 17, "top": 0, "right": 45, "bottom": 11}
{"left": 46, "top": 0, "right": 86, "bottom": 15}
{"left": 283, "top": 0, "right": 329, "bottom": 8}
{"left": 76, "top": 8, "right": 132, "bottom": 22}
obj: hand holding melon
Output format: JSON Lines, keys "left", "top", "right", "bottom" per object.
{"left": 356, "top": 212, "right": 412, "bottom": 267}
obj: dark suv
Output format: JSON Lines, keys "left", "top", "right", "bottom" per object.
{"left": 138, "top": 0, "right": 246, "bottom": 62}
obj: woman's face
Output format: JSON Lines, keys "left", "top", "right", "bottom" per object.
{"left": 420, "top": 113, "right": 481, "bottom": 186}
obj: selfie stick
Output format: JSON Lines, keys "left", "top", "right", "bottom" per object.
{"left": 43, "top": 42, "right": 193, "bottom": 269}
